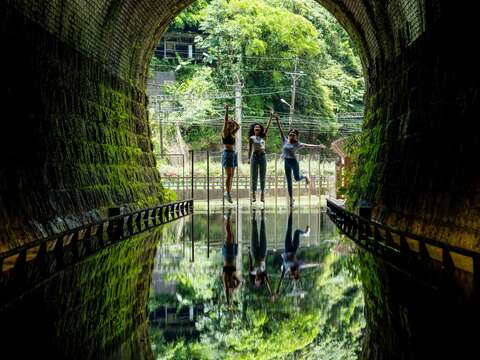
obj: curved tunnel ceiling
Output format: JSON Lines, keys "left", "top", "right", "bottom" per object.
{"left": 9, "top": 0, "right": 432, "bottom": 88}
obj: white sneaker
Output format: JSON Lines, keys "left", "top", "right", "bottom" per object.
{"left": 304, "top": 226, "right": 311, "bottom": 237}
{"left": 224, "top": 192, "right": 233, "bottom": 204}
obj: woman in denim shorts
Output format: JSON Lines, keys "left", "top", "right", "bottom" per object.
{"left": 221, "top": 104, "right": 240, "bottom": 204}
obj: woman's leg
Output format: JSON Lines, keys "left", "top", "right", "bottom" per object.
{"left": 226, "top": 167, "right": 235, "bottom": 193}
{"left": 284, "top": 210, "right": 293, "bottom": 251}
{"left": 259, "top": 154, "right": 267, "bottom": 193}
{"left": 259, "top": 211, "right": 267, "bottom": 258}
{"left": 250, "top": 155, "right": 258, "bottom": 193}
{"left": 251, "top": 212, "right": 259, "bottom": 257}
{"left": 284, "top": 159, "right": 293, "bottom": 198}
{"left": 291, "top": 158, "right": 305, "bottom": 182}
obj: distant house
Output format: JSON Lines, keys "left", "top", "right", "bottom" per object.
{"left": 154, "top": 32, "right": 203, "bottom": 62}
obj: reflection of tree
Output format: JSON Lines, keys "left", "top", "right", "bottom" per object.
{"left": 149, "top": 230, "right": 365, "bottom": 359}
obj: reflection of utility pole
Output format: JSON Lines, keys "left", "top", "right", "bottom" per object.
{"left": 286, "top": 56, "right": 305, "bottom": 129}
{"left": 234, "top": 77, "right": 243, "bottom": 164}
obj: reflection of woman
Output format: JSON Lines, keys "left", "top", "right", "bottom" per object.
{"left": 221, "top": 103, "right": 240, "bottom": 204}
{"left": 222, "top": 209, "right": 242, "bottom": 305}
{"left": 247, "top": 109, "right": 273, "bottom": 203}
{"left": 248, "top": 209, "right": 273, "bottom": 294}
{"left": 274, "top": 209, "right": 310, "bottom": 298}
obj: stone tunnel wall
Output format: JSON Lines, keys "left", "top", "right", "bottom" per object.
{"left": 0, "top": 227, "right": 161, "bottom": 359}
{"left": 1, "top": 4, "right": 170, "bottom": 251}
{"left": 1, "top": 0, "right": 478, "bottom": 253}
{"left": 356, "top": 3, "right": 479, "bottom": 252}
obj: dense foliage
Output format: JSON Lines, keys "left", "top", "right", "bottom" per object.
{"left": 149, "top": 0, "right": 364, "bottom": 152}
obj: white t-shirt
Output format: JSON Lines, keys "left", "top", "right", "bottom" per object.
{"left": 250, "top": 135, "right": 266, "bottom": 153}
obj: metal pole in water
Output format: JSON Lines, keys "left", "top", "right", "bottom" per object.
{"left": 275, "top": 154, "right": 278, "bottom": 208}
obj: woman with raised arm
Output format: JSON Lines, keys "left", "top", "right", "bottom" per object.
{"left": 274, "top": 114, "right": 326, "bottom": 207}
{"left": 247, "top": 109, "right": 273, "bottom": 203}
{"left": 221, "top": 103, "right": 240, "bottom": 204}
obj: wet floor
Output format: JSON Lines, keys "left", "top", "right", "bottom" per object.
{"left": 1, "top": 203, "right": 479, "bottom": 359}
{"left": 149, "top": 205, "right": 365, "bottom": 359}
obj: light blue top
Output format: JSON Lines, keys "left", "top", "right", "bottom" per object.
{"left": 281, "top": 136, "right": 305, "bottom": 159}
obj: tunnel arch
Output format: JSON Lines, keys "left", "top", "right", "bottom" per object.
{"left": 1, "top": 1, "right": 478, "bottom": 254}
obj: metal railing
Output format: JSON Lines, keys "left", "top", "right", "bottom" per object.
{"left": 326, "top": 198, "right": 480, "bottom": 288}
{"left": 0, "top": 199, "right": 194, "bottom": 276}
{"left": 160, "top": 150, "right": 337, "bottom": 200}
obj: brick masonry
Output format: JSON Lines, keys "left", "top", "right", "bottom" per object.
{"left": 0, "top": 1, "right": 478, "bottom": 254}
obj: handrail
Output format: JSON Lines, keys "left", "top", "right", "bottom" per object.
{"left": 0, "top": 199, "right": 194, "bottom": 263}
{"left": 326, "top": 198, "right": 480, "bottom": 281}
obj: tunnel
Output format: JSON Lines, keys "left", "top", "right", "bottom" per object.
{"left": 1, "top": 0, "right": 479, "bottom": 358}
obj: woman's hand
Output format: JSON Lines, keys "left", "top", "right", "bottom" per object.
{"left": 319, "top": 144, "right": 327, "bottom": 149}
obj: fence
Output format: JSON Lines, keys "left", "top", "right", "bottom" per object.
{"left": 158, "top": 151, "right": 337, "bottom": 201}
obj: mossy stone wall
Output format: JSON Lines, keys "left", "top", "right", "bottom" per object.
{"left": 0, "top": 5, "right": 170, "bottom": 251}
{"left": 351, "top": 8, "right": 479, "bottom": 251}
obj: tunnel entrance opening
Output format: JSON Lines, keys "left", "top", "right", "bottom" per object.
{"left": 2, "top": 1, "right": 480, "bottom": 359}
{"left": 146, "top": 0, "right": 365, "bottom": 207}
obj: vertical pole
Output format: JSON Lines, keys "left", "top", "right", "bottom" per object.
{"left": 308, "top": 153, "right": 311, "bottom": 203}
{"left": 182, "top": 154, "right": 185, "bottom": 200}
{"left": 159, "top": 101, "right": 164, "bottom": 157}
{"left": 318, "top": 154, "right": 321, "bottom": 204}
{"left": 236, "top": 154, "right": 239, "bottom": 208}
{"left": 275, "top": 154, "right": 278, "bottom": 208}
{"left": 235, "top": 78, "right": 243, "bottom": 165}
{"left": 287, "top": 56, "right": 304, "bottom": 130}
{"left": 297, "top": 154, "right": 301, "bottom": 206}
{"left": 191, "top": 150, "right": 194, "bottom": 262}
{"left": 207, "top": 151, "right": 210, "bottom": 258}
{"left": 222, "top": 156, "right": 225, "bottom": 210}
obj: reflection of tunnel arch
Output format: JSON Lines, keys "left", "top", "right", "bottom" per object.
{"left": 1, "top": 2, "right": 478, "bottom": 253}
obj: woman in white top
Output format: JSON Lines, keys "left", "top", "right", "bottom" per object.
{"left": 247, "top": 109, "right": 273, "bottom": 202}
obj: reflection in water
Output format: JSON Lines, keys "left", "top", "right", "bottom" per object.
{"left": 149, "top": 206, "right": 365, "bottom": 359}
{"left": 248, "top": 209, "right": 273, "bottom": 296}
{"left": 0, "top": 228, "right": 162, "bottom": 359}
{"left": 1, "top": 203, "right": 475, "bottom": 359}
{"left": 222, "top": 209, "right": 242, "bottom": 306}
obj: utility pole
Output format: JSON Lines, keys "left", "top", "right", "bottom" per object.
{"left": 234, "top": 77, "right": 243, "bottom": 164}
{"left": 286, "top": 56, "right": 305, "bottom": 129}
{"left": 158, "top": 96, "right": 164, "bottom": 157}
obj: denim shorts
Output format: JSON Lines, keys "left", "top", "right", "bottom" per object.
{"left": 222, "top": 243, "right": 238, "bottom": 262}
{"left": 221, "top": 150, "right": 238, "bottom": 168}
